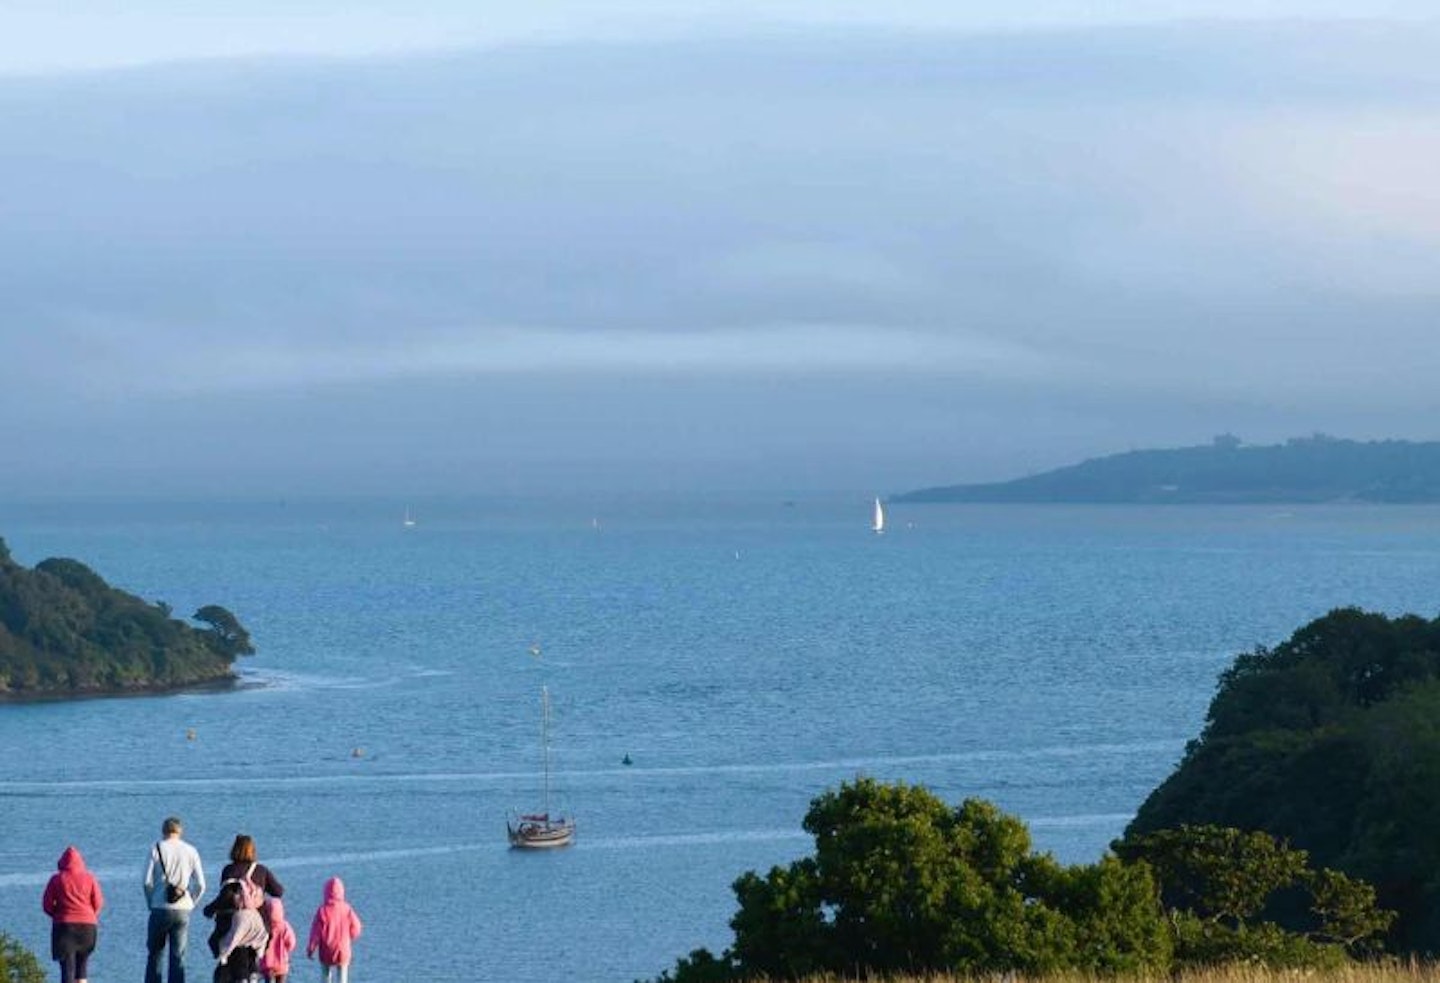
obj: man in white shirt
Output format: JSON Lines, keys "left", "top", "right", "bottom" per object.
{"left": 142, "top": 815, "right": 206, "bottom": 983}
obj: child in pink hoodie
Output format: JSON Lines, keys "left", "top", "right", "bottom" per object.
{"left": 306, "top": 877, "right": 362, "bottom": 983}
{"left": 259, "top": 897, "right": 296, "bottom": 982}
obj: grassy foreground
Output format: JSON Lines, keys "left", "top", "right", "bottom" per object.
{"left": 759, "top": 966, "right": 1440, "bottom": 983}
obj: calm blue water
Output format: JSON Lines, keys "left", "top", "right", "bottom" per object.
{"left": 3, "top": 497, "right": 1440, "bottom": 982}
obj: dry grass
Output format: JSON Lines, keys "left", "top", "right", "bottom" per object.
{"left": 764, "top": 964, "right": 1440, "bottom": 983}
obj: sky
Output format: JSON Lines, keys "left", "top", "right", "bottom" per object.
{"left": 3, "top": 3, "right": 1440, "bottom": 496}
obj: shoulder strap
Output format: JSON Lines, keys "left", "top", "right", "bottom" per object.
{"left": 154, "top": 842, "right": 172, "bottom": 881}
{"left": 246, "top": 862, "right": 257, "bottom": 880}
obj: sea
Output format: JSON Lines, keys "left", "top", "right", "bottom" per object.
{"left": 3, "top": 496, "right": 1440, "bottom": 983}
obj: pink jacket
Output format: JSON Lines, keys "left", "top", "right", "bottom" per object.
{"left": 260, "top": 898, "right": 297, "bottom": 976}
{"left": 307, "top": 877, "right": 362, "bottom": 966}
{"left": 42, "top": 847, "right": 104, "bottom": 925}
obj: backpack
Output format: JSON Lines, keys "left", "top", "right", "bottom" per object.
{"left": 227, "top": 862, "right": 265, "bottom": 910}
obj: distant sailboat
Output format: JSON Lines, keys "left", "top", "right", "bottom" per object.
{"left": 872, "top": 496, "right": 886, "bottom": 534}
{"left": 507, "top": 686, "right": 576, "bottom": 849}
{"left": 403, "top": 508, "right": 417, "bottom": 528}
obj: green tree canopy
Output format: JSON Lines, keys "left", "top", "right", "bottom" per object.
{"left": 1117, "top": 825, "right": 1392, "bottom": 966}
{"left": 193, "top": 604, "right": 255, "bottom": 658}
{"left": 654, "top": 779, "right": 1172, "bottom": 982}
{"left": 0, "top": 933, "right": 44, "bottom": 983}
{"left": 1128, "top": 607, "right": 1440, "bottom": 951}
{"left": 0, "top": 541, "right": 254, "bottom": 698}
{"left": 651, "top": 780, "right": 1395, "bottom": 983}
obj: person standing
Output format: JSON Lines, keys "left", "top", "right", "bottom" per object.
{"left": 259, "top": 898, "right": 296, "bottom": 983}
{"left": 306, "top": 877, "right": 362, "bottom": 983}
{"left": 142, "top": 816, "right": 206, "bottom": 983}
{"left": 206, "top": 834, "right": 285, "bottom": 980}
{"left": 218, "top": 835, "right": 284, "bottom": 905}
{"left": 42, "top": 845, "right": 104, "bottom": 983}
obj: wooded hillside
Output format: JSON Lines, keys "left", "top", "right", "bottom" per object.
{"left": 898, "top": 436, "right": 1440, "bottom": 503}
{"left": 0, "top": 537, "right": 253, "bottom": 699}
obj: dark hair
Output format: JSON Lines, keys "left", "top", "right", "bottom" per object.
{"left": 230, "top": 834, "right": 256, "bottom": 863}
{"left": 162, "top": 816, "right": 183, "bottom": 836}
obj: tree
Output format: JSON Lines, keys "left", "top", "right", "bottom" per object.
{"left": 1116, "top": 825, "right": 1393, "bottom": 966}
{"left": 0, "top": 547, "right": 249, "bottom": 696}
{"left": 35, "top": 558, "right": 110, "bottom": 597}
{"left": 1129, "top": 608, "right": 1440, "bottom": 950}
{"left": 1119, "top": 825, "right": 1308, "bottom": 925}
{"left": 192, "top": 604, "right": 255, "bottom": 658}
{"left": 1309, "top": 868, "right": 1394, "bottom": 950}
{"left": 0, "top": 933, "right": 44, "bottom": 983}
{"left": 652, "top": 780, "right": 1171, "bottom": 982}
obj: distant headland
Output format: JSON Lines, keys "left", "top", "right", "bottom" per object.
{"left": 896, "top": 435, "right": 1440, "bottom": 504}
{"left": 0, "top": 537, "right": 254, "bottom": 701}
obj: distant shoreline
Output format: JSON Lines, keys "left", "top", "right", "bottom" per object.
{"left": 896, "top": 436, "right": 1440, "bottom": 505}
{"left": 0, "top": 672, "right": 258, "bottom": 706}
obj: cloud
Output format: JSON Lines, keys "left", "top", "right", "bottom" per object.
{"left": 3, "top": 22, "right": 1440, "bottom": 493}
{"left": 148, "top": 323, "right": 1059, "bottom": 395}
{"left": 5, "top": 1, "right": 1440, "bottom": 75}
{"left": 1202, "top": 111, "right": 1440, "bottom": 297}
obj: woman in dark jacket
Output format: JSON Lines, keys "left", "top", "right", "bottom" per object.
{"left": 205, "top": 835, "right": 284, "bottom": 981}
{"left": 218, "top": 835, "right": 284, "bottom": 899}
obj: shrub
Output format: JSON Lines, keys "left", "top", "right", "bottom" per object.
{"left": 0, "top": 933, "right": 44, "bottom": 983}
{"left": 652, "top": 780, "right": 1172, "bottom": 982}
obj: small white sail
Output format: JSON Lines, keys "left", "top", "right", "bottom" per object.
{"left": 872, "top": 496, "right": 886, "bottom": 534}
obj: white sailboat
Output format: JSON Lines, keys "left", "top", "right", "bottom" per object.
{"left": 872, "top": 496, "right": 886, "bottom": 534}
{"left": 507, "top": 686, "right": 576, "bottom": 849}
{"left": 403, "top": 507, "right": 416, "bottom": 528}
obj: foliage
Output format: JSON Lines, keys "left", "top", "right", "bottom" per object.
{"left": 654, "top": 970, "right": 1440, "bottom": 983}
{"left": 0, "top": 933, "right": 44, "bottom": 983}
{"left": 1128, "top": 607, "right": 1440, "bottom": 951}
{"left": 0, "top": 539, "right": 254, "bottom": 697}
{"left": 1117, "top": 825, "right": 1392, "bottom": 966}
{"left": 647, "top": 778, "right": 1397, "bottom": 983}
{"left": 656, "top": 967, "right": 1440, "bottom": 983}
{"left": 1120, "top": 826, "right": 1309, "bottom": 924}
{"left": 651, "top": 779, "right": 1172, "bottom": 982}
{"left": 193, "top": 604, "right": 256, "bottom": 658}
{"left": 1168, "top": 918, "right": 1346, "bottom": 970}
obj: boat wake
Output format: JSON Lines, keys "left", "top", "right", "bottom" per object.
{"left": 0, "top": 829, "right": 809, "bottom": 890}
{"left": 237, "top": 663, "right": 453, "bottom": 693}
{"left": 0, "top": 816, "right": 1138, "bottom": 892}
{"left": 583, "top": 828, "right": 810, "bottom": 850}
{"left": 1028, "top": 812, "right": 1135, "bottom": 829}
{"left": 579, "top": 740, "right": 1182, "bottom": 779}
{"left": 0, "top": 740, "right": 1182, "bottom": 795}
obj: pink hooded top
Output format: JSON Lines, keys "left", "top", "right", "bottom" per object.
{"left": 307, "top": 877, "right": 362, "bottom": 966}
{"left": 260, "top": 898, "right": 297, "bottom": 976}
{"left": 42, "top": 847, "right": 104, "bottom": 925}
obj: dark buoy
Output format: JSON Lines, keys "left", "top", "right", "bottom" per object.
{"left": 621, "top": 753, "right": 633, "bottom": 766}
{"left": 185, "top": 728, "right": 197, "bottom": 742}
